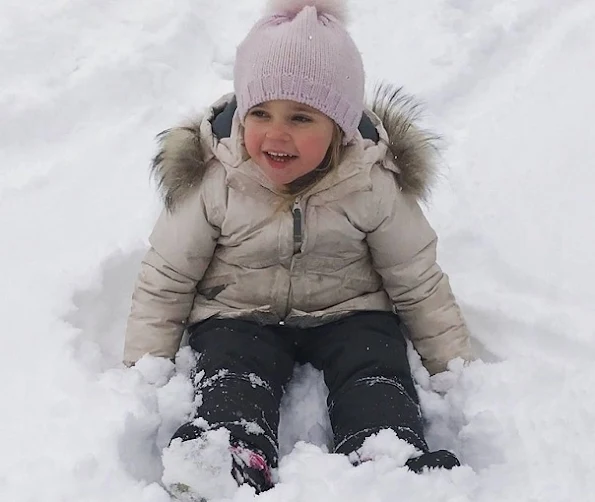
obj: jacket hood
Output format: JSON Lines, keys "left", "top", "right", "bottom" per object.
{"left": 151, "top": 83, "right": 439, "bottom": 210}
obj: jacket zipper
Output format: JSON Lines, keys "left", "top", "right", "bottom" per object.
{"left": 292, "top": 198, "right": 303, "bottom": 254}
{"left": 285, "top": 198, "right": 304, "bottom": 318}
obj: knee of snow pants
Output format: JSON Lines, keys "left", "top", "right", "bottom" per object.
{"left": 302, "top": 312, "right": 427, "bottom": 454}
{"left": 170, "top": 318, "right": 296, "bottom": 467}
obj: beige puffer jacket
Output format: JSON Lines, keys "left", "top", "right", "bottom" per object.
{"left": 124, "top": 85, "right": 472, "bottom": 374}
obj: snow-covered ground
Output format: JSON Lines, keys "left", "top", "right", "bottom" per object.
{"left": 2, "top": 1, "right": 594, "bottom": 501}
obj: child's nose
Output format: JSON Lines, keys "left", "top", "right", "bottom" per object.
{"left": 265, "top": 123, "right": 290, "bottom": 141}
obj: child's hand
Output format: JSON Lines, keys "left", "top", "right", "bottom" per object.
{"left": 129, "top": 355, "right": 176, "bottom": 387}
{"left": 429, "top": 357, "right": 468, "bottom": 396}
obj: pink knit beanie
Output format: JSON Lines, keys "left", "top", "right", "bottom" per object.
{"left": 234, "top": 0, "right": 365, "bottom": 144}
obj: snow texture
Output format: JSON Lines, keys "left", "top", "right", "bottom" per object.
{"left": 1, "top": 0, "right": 595, "bottom": 501}
{"left": 162, "top": 429, "right": 238, "bottom": 501}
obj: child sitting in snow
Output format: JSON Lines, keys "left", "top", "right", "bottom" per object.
{"left": 124, "top": 0, "right": 473, "bottom": 498}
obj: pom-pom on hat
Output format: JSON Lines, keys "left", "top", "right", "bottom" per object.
{"left": 264, "top": 0, "right": 349, "bottom": 23}
{"left": 234, "top": 0, "right": 365, "bottom": 144}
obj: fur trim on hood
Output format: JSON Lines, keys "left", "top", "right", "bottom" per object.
{"left": 369, "top": 84, "right": 439, "bottom": 202}
{"left": 151, "top": 83, "right": 439, "bottom": 211}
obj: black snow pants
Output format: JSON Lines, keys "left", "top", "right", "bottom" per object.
{"left": 171, "top": 312, "right": 427, "bottom": 467}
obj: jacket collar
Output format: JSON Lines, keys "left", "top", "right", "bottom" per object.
{"left": 151, "top": 84, "right": 439, "bottom": 211}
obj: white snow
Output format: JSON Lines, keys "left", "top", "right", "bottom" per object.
{"left": 1, "top": 0, "right": 595, "bottom": 501}
{"left": 163, "top": 428, "right": 238, "bottom": 502}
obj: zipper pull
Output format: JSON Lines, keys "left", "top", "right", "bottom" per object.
{"left": 292, "top": 199, "right": 303, "bottom": 254}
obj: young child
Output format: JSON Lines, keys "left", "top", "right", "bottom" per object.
{"left": 125, "top": 0, "right": 473, "bottom": 498}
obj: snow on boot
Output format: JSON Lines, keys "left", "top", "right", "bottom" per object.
{"left": 162, "top": 428, "right": 238, "bottom": 502}
{"left": 230, "top": 442, "right": 274, "bottom": 494}
{"left": 405, "top": 449, "right": 461, "bottom": 473}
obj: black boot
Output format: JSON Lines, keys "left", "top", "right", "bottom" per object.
{"left": 405, "top": 450, "right": 461, "bottom": 473}
{"left": 163, "top": 435, "right": 274, "bottom": 501}
{"left": 230, "top": 442, "right": 274, "bottom": 493}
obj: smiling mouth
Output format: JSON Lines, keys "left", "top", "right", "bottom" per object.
{"left": 265, "top": 151, "right": 298, "bottom": 163}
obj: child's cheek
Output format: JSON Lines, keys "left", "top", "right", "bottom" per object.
{"left": 301, "top": 133, "right": 332, "bottom": 163}
{"left": 242, "top": 128, "right": 261, "bottom": 159}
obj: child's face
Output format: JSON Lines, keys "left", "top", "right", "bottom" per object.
{"left": 243, "top": 100, "right": 335, "bottom": 187}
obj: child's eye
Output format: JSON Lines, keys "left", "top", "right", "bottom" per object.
{"left": 292, "top": 114, "right": 312, "bottom": 123}
{"left": 249, "top": 109, "right": 268, "bottom": 119}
